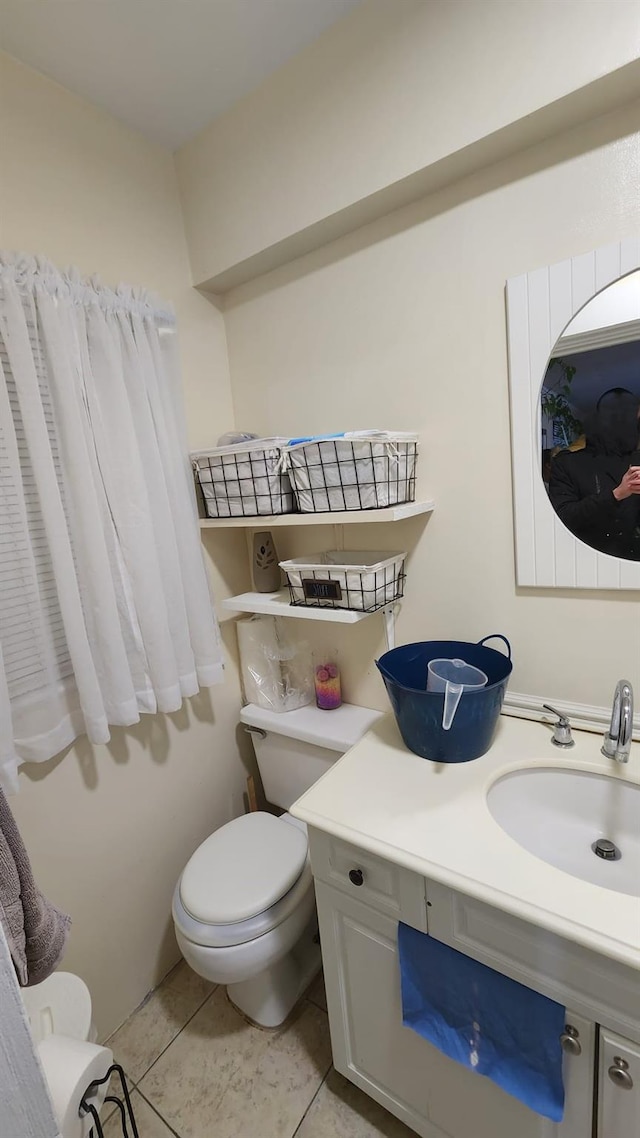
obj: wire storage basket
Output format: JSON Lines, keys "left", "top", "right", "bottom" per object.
{"left": 284, "top": 432, "right": 418, "bottom": 513}
{"left": 280, "top": 551, "right": 406, "bottom": 612}
{"left": 192, "top": 439, "right": 295, "bottom": 518}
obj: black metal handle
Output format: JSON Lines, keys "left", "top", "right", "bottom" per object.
{"left": 349, "top": 868, "right": 364, "bottom": 887}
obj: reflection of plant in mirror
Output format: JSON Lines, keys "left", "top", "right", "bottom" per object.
{"left": 541, "top": 357, "right": 583, "bottom": 448}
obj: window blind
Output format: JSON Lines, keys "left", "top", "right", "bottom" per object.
{"left": 0, "top": 308, "right": 72, "bottom": 701}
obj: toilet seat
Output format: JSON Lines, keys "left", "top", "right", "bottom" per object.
{"left": 180, "top": 811, "right": 308, "bottom": 926}
{"left": 173, "top": 813, "right": 311, "bottom": 950}
{"left": 172, "top": 860, "right": 313, "bottom": 948}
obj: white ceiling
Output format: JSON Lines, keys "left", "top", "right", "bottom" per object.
{"left": 0, "top": 0, "right": 362, "bottom": 150}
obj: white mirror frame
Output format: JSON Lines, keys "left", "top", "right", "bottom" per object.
{"left": 506, "top": 238, "right": 640, "bottom": 590}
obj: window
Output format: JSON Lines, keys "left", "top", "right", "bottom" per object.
{"left": 0, "top": 254, "right": 223, "bottom": 791}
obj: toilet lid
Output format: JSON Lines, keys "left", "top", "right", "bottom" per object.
{"left": 179, "top": 812, "right": 308, "bottom": 925}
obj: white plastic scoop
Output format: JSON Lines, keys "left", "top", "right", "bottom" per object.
{"left": 426, "top": 658, "right": 488, "bottom": 730}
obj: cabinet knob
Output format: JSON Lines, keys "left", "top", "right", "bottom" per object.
{"left": 560, "top": 1026, "right": 582, "bottom": 1057}
{"left": 348, "top": 868, "right": 364, "bottom": 887}
{"left": 608, "top": 1057, "right": 634, "bottom": 1090}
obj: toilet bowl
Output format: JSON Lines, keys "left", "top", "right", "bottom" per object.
{"left": 172, "top": 812, "right": 320, "bottom": 1027}
{"left": 173, "top": 702, "right": 384, "bottom": 1027}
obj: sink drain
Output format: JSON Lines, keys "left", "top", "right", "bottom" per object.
{"left": 591, "top": 838, "right": 621, "bottom": 861}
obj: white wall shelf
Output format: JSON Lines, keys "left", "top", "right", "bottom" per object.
{"left": 200, "top": 500, "right": 434, "bottom": 529}
{"left": 221, "top": 589, "right": 380, "bottom": 624}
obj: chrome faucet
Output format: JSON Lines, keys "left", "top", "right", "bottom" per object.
{"left": 602, "top": 680, "right": 634, "bottom": 764}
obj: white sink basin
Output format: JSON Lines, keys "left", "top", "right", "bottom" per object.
{"left": 487, "top": 767, "right": 640, "bottom": 897}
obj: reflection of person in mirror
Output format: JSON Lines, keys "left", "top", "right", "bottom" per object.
{"left": 548, "top": 387, "right": 640, "bottom": 560}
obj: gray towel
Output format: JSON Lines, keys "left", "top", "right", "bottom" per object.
{"left": 0, "top": 790, "right": 71, "bottom": 987}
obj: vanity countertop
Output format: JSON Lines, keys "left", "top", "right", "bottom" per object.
{"left": 290, "top": 714, "right": 640, "bottom": 969}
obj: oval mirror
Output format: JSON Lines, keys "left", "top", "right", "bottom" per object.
{"left": 541, "top": 271, "right": 640, "bottom": 561}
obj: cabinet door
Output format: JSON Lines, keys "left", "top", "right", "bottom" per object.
{"left": 316, "top": 881, "right": 594, "bottom": 1138}
{"left": 597, "top": 1028, "right": 640, "bottom": 1138}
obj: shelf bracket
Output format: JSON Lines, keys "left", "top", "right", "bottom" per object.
{"left": 383, "top": 605, "right": 396, "bottom": 652}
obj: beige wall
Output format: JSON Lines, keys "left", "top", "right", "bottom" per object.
{"left": 0, "top": 52, "right": 251, "bottom": 1040}
{"left": 1, "top": 0, "right": 639, "bottom": 1042}
{"left": 176, "top": 0, "right": 640, "bottom": 287}
{"left": 223, "top": 100, "right": 640, "bottom": 711}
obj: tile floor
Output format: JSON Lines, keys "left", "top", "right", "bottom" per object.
{"left": 104, "top": 962, "right": 413, "bottom": 1138}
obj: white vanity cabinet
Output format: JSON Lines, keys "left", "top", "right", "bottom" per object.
{"left": 597, "top": 1030, "right": 640, "bottom": 1138}
{"left": 308, "top": 828, "right": 640, "bottom": 1138}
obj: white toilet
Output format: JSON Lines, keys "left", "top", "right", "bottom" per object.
{"left": 172, "top": 702, "right": 382, "bottom": 1028}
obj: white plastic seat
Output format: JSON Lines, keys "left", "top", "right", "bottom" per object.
{"left": 179, "top": 811, "right": 308, "bottom": 927}
{"left": 172, "top": 860, "right": 313, "bottom": 948}
{"left": 172, "top": 811, "right": 311, "bottom": 948}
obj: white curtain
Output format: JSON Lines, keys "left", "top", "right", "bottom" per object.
{"left": 0, "top": 253, "right": 223, "bottom": 793}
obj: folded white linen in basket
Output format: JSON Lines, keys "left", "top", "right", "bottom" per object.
{"left": 287, "top": 434, "right": 417, "bottom": 512}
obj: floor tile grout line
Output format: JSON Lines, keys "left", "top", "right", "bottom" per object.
{"left": 103, "top": 955, "right": 210, "bottom": 1042}
{"left": 120, "top": 983, "right": 219, "bottom": 1089}
{"left": 136, "top": 1086, "right": 184, "bottom": 1138}
{"left": 104, "top": 961, "right": 186, "bottom": 1048}
{"left": 112, "top": 982, "right": 330, "bottom": 1134}
{"left": 291, "top": 1061, "right": 333, "bottom": 1138}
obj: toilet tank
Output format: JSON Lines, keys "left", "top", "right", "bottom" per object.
{"left": 240, "top": 703, "right": 384, "bottom": 811}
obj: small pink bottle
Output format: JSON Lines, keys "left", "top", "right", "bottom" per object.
{"left": 315, "top": 656, "right": 342, "bottom": 710}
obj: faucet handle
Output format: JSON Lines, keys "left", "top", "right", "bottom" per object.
{"left": 543, "top": 704, "right": 575, "bottom": 748}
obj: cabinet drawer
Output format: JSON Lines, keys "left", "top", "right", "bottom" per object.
{"left": 308, "top": 828, "right": 428, "bottom": 931}
{"left": 426, "top": 880, "right": 640, "bottom": 1038}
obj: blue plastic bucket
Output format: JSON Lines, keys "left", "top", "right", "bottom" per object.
{"left": 376, "top": 635, "right": 512, "bottom": 763}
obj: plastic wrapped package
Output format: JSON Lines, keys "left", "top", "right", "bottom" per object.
{"left": 237, "top": 616, "right": 314, "bottom": 712}
{"left": 216, "top": 431, "right": 259, "bottom": 446}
